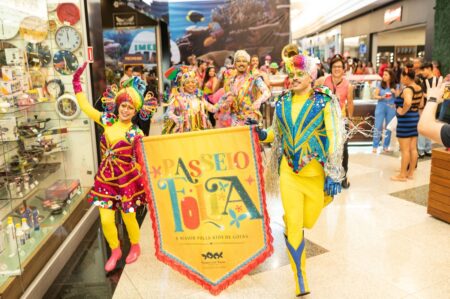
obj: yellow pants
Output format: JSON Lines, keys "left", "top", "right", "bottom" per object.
{"left": 280, "top": 158, "right": 328, "bottom": 295}
{"left": 99, "top": 208, "right": 140, "bottom": 250}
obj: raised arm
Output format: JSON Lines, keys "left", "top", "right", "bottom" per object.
{"left": 252, "top": 77, "right": 271, "bottom": 110}
{"left": 72, "top": 62, "right": 102, "bottom": 125}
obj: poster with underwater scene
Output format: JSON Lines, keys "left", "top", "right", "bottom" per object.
{"left": 103, "top": 27, "right": 157, "bottom": 73}
{"left": 168, "top": 0, "right": 290, "bottom": 67}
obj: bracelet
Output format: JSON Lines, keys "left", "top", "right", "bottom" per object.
{"left": 428, "top": 97, "right": 437, "bottom": 103}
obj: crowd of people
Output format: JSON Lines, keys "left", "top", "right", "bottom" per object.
{"left": 73, "top": 44, "right": 450, "bottom": 297}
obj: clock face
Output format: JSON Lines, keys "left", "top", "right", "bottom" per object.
{"left": 55, "top": 26, "right": 81, "bottom": 51}
{"left": 0, "top": 11, "right": 20, "bottom": 40}
{"left": 56, "top": 3, "right": 80, "bottom": 26}
{"left": 26, "top": 42, "right": 52, "bottom": 68}
{"left": 45, "top": 79, "right": 65, "bottom": 100}
{"left": 55, "top": 94, "right": 81, "bottom": 120}
{"left": 53, "top": 50, "right": 79, "bottom": 75}
{"left": 19, "top": 16, "right": 48, "bottom": 43}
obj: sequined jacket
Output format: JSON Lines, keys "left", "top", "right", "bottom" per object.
{"left": 264, "top": 87, "right": 345, "bottom": 180}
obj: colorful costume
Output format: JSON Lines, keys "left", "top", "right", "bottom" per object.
{"left": 221, "top": 50, "right": 271, "bottom": 126}
{"left": 255, "top": 53, "right": 345, "bottom": 296}
{"left": 72, "top": 63, "right": 157, "bottom": 271}
{"left": 162, "top": 69, "right": 213, "bottom": 134}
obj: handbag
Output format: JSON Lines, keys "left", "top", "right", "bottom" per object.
{"left": 386, "top": 116, "right": 397, "bottom": 131}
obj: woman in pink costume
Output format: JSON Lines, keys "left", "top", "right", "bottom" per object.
{"left": 72, "top": 63, "right": 156, "bottom": 272}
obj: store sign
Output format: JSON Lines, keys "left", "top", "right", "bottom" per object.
{"left": 384, "top": 6, "right": 402, "bottom": 25}
{"left": 87, "top": 46, "right": 94, "bottom": 63}
{"left": 136, "top": 126, "right": 273, "bottom": 295}
{"left": 113, "top": 12, "right": 137, "bottom": 28}
{"left": 123, "top": 53, "right": 144, "bottom": 64}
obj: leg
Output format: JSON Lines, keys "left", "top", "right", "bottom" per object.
{"left": 99, "top": 208, "right": 122, "bottom": 271}
{"left": 407, "top": 137, "right": 418, "bottom": 179}
{"left": 372, "top": 104, "right": 384, "bottom": 152}
{"left": 417, "top": 134, "right": 425, "bottom": 157}
{"left": 425, "top": 137, "right": 432, "bottom": 155}
{"left": 280, "top": 162, "right": 309, "bottom": 296}
{"left": 121, "top": 211, "right": 141, "bottom": 264}
{"left": 391, "top": 138, "right": 410, "bottom": 181}
{"left": 341, "top": 140, "right": 350, "bottom": 188}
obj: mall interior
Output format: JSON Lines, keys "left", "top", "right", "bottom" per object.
{"left": 0, "top": 0, "right": 450, "bottom": 298}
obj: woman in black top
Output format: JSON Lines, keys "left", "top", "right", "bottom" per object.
{"left": 392, "top": 64, "right": 423, "bottom": 181}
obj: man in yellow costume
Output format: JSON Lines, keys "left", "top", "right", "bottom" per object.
{"left": 247, "top": 50, "right": 345, "bottom": 296}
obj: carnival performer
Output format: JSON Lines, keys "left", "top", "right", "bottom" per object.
{"left": 247, "top": 51, "right": 345, "bottom": 297}
{"left": 72, "top": 63, "right": 157, "bottom": 272}
{"left": 162, "top": 68, "right": 215, "bottom": 134}
{"left": 222, "top": 50, "right": 271, "bottom": 126}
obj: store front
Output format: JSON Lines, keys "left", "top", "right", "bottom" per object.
{"left": 0, "top": 1, "right": 98, "bottom": 298}
{"left": 297, "top": 26, "right": 341, "bottom": 62}
{"left": 339, "top": 0, "right": 435, "bottom": 142}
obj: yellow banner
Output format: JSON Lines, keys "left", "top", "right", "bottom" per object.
{"left": 137, "top": 126, "right": 273, "bottom": 295}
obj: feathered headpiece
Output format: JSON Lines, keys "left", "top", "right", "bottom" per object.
{"left": 284, "top": 54, "right": 318, "bottom": 79}
{"left": 101, "top": 76, "right": 157, "bottom": 120}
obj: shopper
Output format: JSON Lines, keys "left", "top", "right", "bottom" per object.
{"left": 364, "top": 61, "right": 375, "bottom": 75}
{"left": 247, "top": 51, "right": 345, "bottom": 297}
{"left": 391, "top": 63, "right": 423, "bottom": 181}
{"left": 418, "top": 76, "right": 450, "bottom": 147}
{"left": 417, "top": 62, "right": 435, "bottom": 157}
{"left": 378, "top": 57, "right": 388, "bottom": 77}
{"left": 372, "top": 69, "right": 397, "bottom": 152}
{"left": 316, "top": 54, "right": 353, "bottom": 188}
{"left": 120, "top": 65, "right": 133, "bottom": 87}
{"left": 72, "top": 63, "right": 156, "bottom": 271}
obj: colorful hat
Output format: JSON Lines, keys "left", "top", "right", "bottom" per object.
{"left": 234, "top": 50, "right": 250, "bottom": 63}
{"left": 269, "top": 62, "right": 279, "bottom": 69}
{"left": 284, "top": 54, "right": 317, "bottom": 79}
{"left": 101, "top": 77, "right": 150, "bottom": 113}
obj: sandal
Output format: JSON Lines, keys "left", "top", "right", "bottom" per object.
{"left": 390, "top": 175, "right": 407, "bottom": 182}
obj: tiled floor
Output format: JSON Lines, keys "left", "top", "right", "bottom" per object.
{"left": 110, "top": 138, "right": 450, "bottom": 298}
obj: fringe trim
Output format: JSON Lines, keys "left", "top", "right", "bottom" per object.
{"left": 135, "top": 132, "right": 274, "bottom": 295}
{"left": 264, "top": 109, "right": 282, "bottom": 198}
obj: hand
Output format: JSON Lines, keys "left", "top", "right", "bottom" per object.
{"left": 252, "top": 101, "right": 261, "bottom": 110}
{"left": 324, "top": 176, "right": 341, "bottom": 197}
{"left": 72, "top": 62, "right": 88, "bottom": 94}
{"left": 396, "top": 107, "right": 403, "bottom": 115}
{"left": 244, "top": 118, "right": 267, "bottom": 140}
{"left": 426, "top": 76, "right": 445, "bottom": 104}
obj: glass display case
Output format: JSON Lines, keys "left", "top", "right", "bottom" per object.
{"left": 0, "top": 1, "right": 97, "bottom": 297}
{"left": 347, "top": 74, "right": 382, "bottom": 142}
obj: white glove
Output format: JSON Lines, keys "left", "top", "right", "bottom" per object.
{"left": 426, "top": 76, "right": 445, "bottom": 104}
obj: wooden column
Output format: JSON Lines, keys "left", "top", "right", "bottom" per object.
{"left": 428, "top": 148, "right": 450, "bottom": 223}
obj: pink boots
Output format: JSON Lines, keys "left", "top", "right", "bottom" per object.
{"left": 105, "top": 248, "right": 122, "bottom": 272}
{"left": 126, "top": 243, "right": 141, "bottom": 264}
{"left": 104, "top": 244, "right": 141, "bottom": 272}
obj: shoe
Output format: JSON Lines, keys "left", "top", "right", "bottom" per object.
{"left": 297, "top": 291, "right": 311, "bottom": 297}
{"left": 418, "top": 152, "right": 425, "bottom": 159}
{"left": 105, "top": 248, "right": 122, "bottom": 272}
{"left": 425, "top": 151, "right": 432, "bottom": 157}
{"left": 126, "top": 244, "right": 141, "bottom": 264}
{"left": 341, "top": 179, "right": 350, "bottom": 189}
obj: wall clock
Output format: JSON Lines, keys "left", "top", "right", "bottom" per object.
{"left": 26, "top": 42, "right": 52, "bottom": 68}
{"left": 55, "top": 94, "right": 80, "bottom": 120}
{"left": 56, "top": 3, "right": 80, "bottom": 26}
{"left": 55, "top": 26, "right": 81, "bottom": 51}
{"left": 0, "top": 11, "right": 20, "bottom": 40}
{"left": 53, "top": 50, "right": 79, "bottom": 75}
{"left": 19, "top": 16, "right": 48, "bottom": 43}
{"left": 45, "top": 79, "right": 65, "bottom": 100}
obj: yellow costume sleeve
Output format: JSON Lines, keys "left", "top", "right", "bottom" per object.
{"left": 76, "top": 92, "right": 103, "bottom": 126}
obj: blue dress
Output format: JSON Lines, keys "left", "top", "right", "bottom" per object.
{"left": 395, "top": 86, "right": 422, "bottom": 138}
